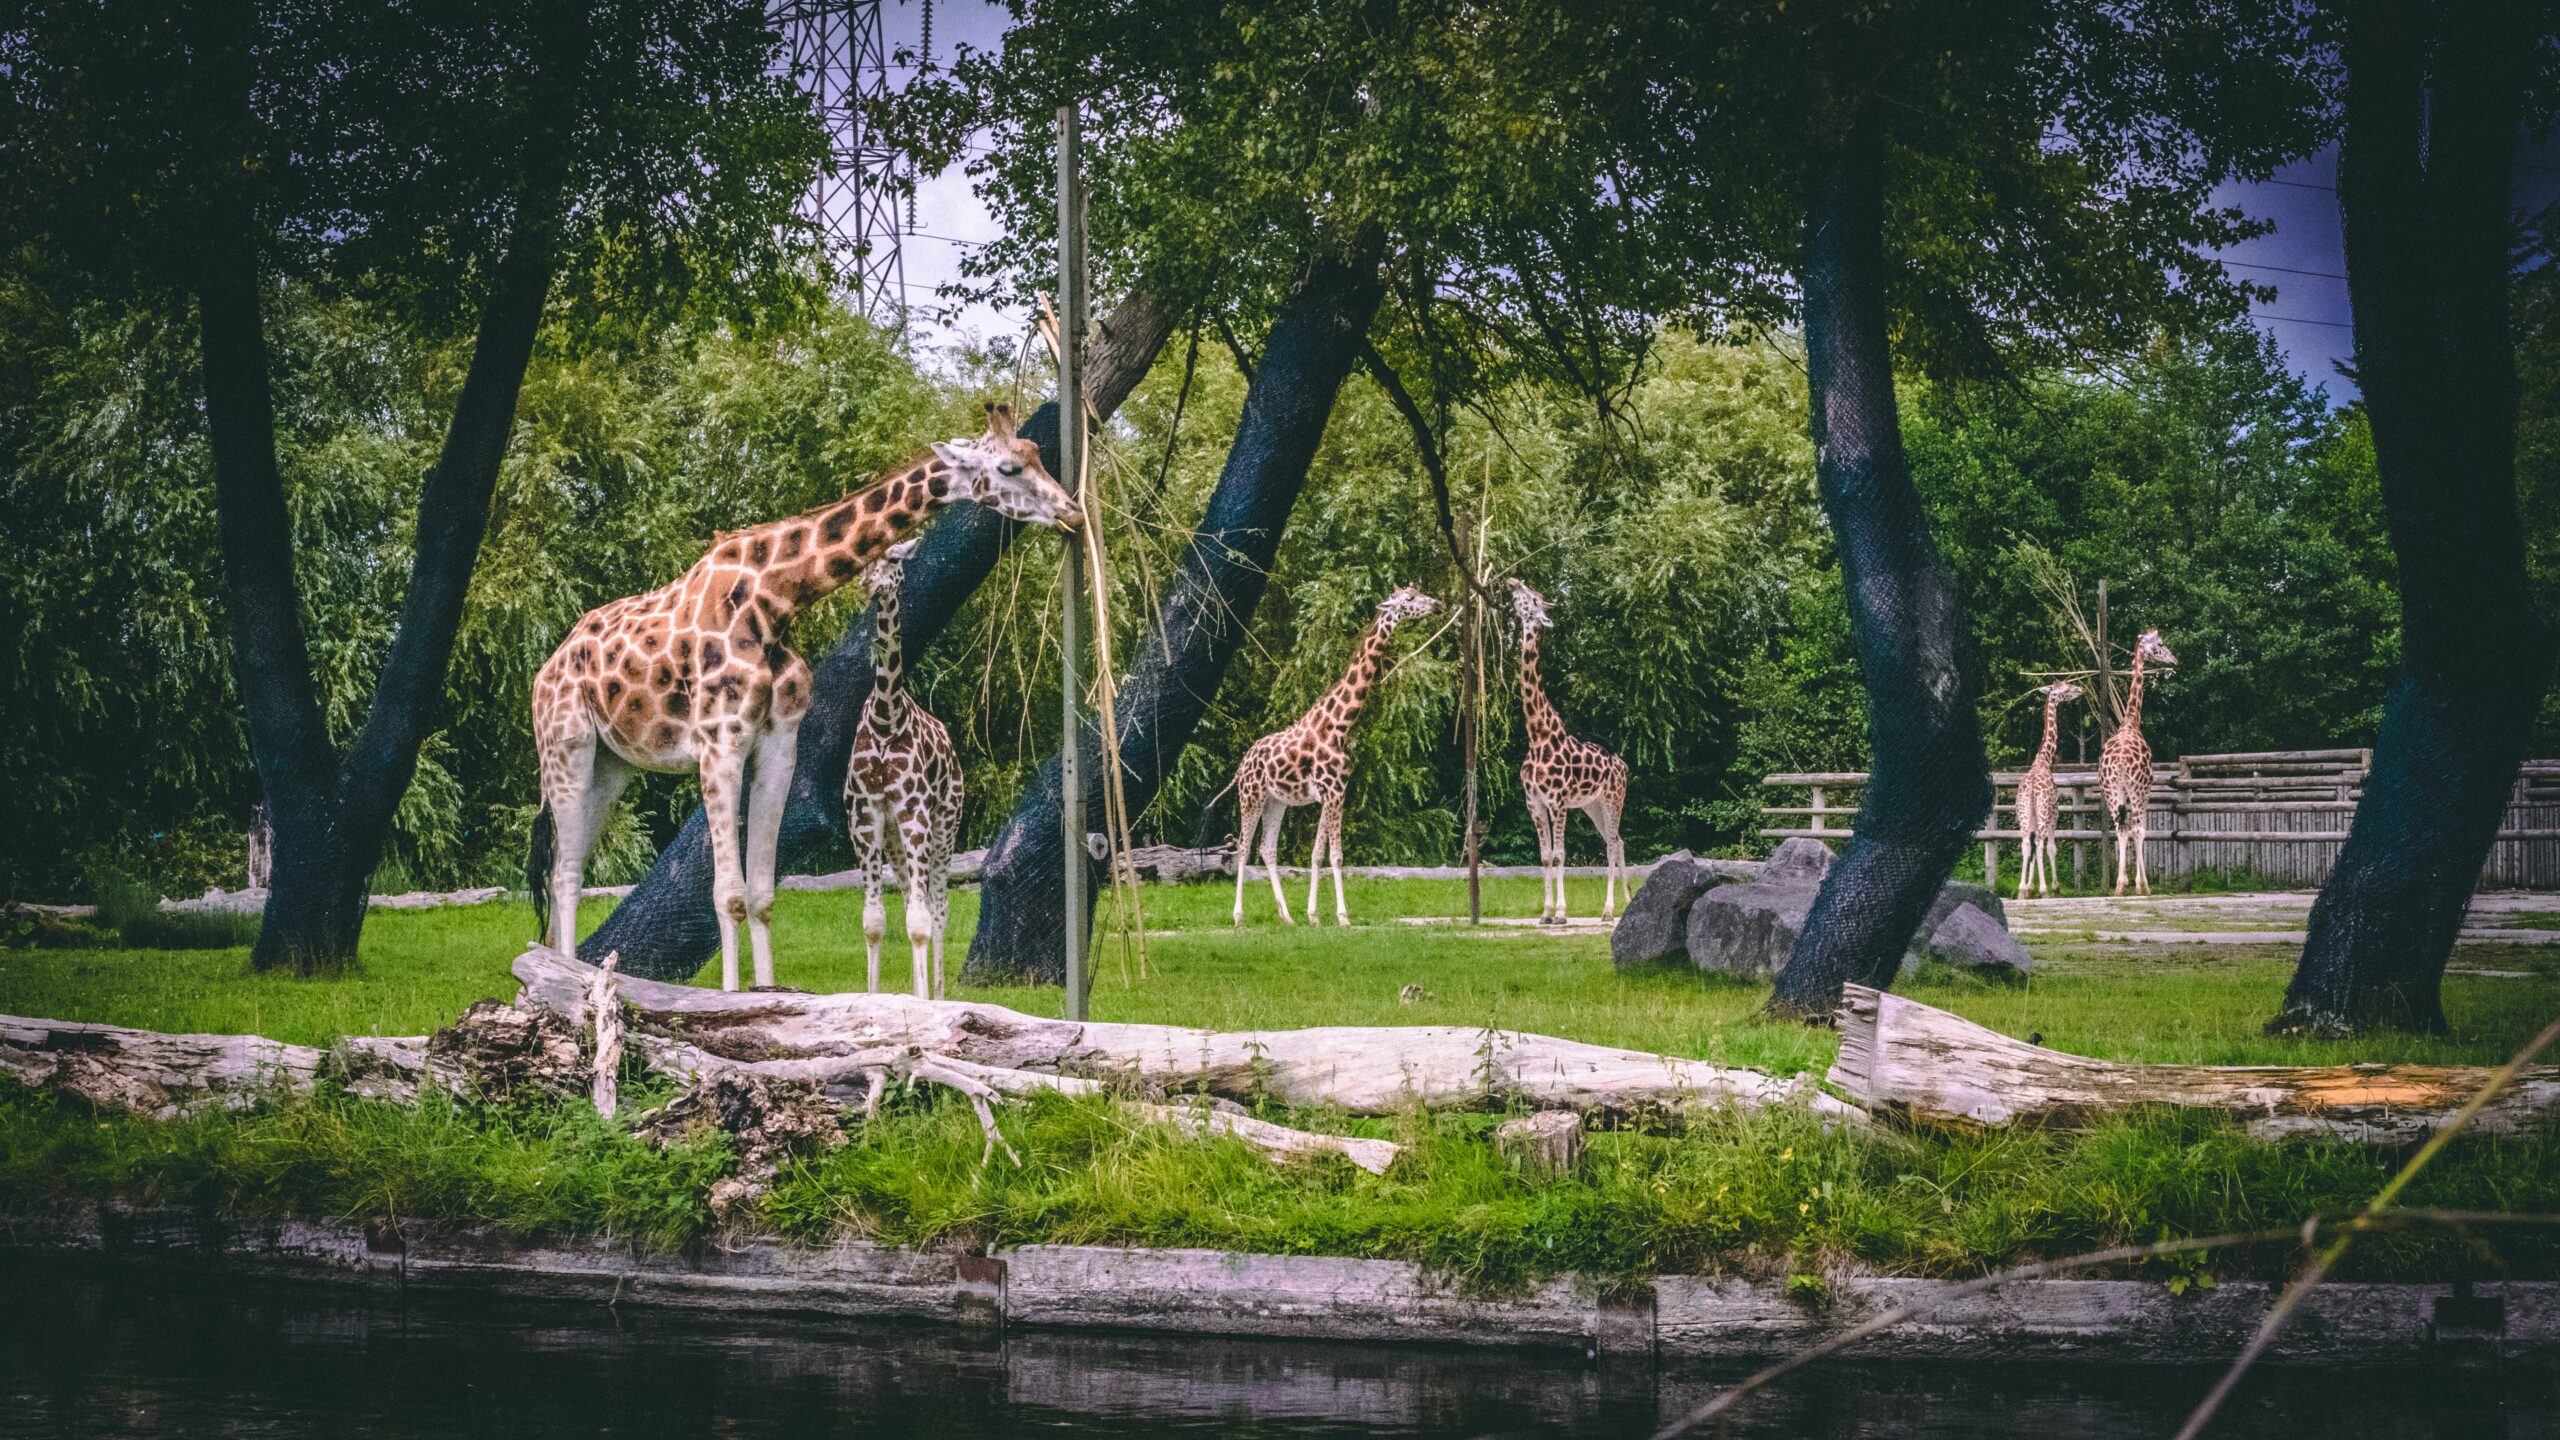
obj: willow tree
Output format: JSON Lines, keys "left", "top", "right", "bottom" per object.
{"left": 3, "top": 0, "right": 822, "bottom": 970}
{"left": 1575, "top": 0, "right": 2326, "bottom": 1020}
{"left": 2270, "top": 0, "right": 2558, "bottom": 1036}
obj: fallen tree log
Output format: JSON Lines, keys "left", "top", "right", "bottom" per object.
{"left": 1828, "top": 984, "right": 2560, "bottom": 1143}
{"left": 513, "top": 947, "right": 1852, "bottom": 1122}
{"left": 0, "top": 1015, "right": 423, "bottom": 1115}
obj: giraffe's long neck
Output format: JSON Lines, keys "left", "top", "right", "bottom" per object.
{"left": 2117, "top": 651, "right": 2147, "bottom": 738}
{"left": 749, "top": 464, "right": 951, "bottom": 624}
{"left": 1312, "top": 618, "right": 1397, "bottom": 737}
{"left": 865, "top": 580, "right": 912, "bottom": 730}
{"left": 1519, "top": 629, "right": 1566, "bottom": 744}
{"left": 2033, "top": 691, "right": 2064, "bottom": 771}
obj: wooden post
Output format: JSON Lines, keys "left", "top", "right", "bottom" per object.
{"left": 1461, "top": 491, "right": 1485, "bottom": 925}
{"left": 1057, "top": 103, "right": 1089, "bottom": 1021}
{"left": 1809, "top": 785, "right": 1827, "bottom": 835}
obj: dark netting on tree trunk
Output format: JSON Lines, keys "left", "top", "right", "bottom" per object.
{"left": 964, "top": 234, "right": 1387, "bottom": 985}
{"left": 2269, "top": 4, "right": 2555, "bottom": 1036}
{"left": 1762, "top": 103, "right": 1991, "bottom": 1023}
{"left": 583, "top": 288, "right": 1181, "bottom": 980}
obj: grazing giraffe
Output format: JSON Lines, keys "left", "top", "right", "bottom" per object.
{"left": 2014, "top": 680, "right": 2084, "bottom": 900}
{"left": 1508, "top": 580, "right": 1629, "bottom": 923}
{"left": 528, "top": 405, "right": 1078, "bottom": 991}
{"left": 1228, "top": 585, "right": 1443, "bottom": 927}
{"left": 2098, "top": 628, "right": 2178, "bottom": 897}
{"left": 844, "top": 539, "right": 963, "bottom": 998}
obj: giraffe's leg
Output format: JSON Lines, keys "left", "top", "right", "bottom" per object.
{"left": 2019, "top": 823, "right": 2038, "bottom": 902}
{"left": 1321, "top": 795, "right": 1350, "bottom": 925}
{"left": 2133, "top": 815, "right": 2151, "bottom": 896}
{"left": 2111, "top": 818, "right": 2130, "bottom": 898}
{"left": 541, "top": 733, "right": 630, "bottom": 957}
{"left": 2043, "top": 833, "right": 2060, "bottom": 898}
{"left": 1526, "top": 794, "right": 1560, "bottom": 923}
{"left": 1231, "top": 781, "right": 1259, "bottom": 928}
{"left": 742, "top": 720, "right": 799, "bottom": 989}
{"left": 1260, "top": 800, "right": 1296, "bottom": 925}
{"left": 1304, "top": 800, "right": 1327, "bottom": 924}
{"left": 1584, "top": 798, "right": 1624, "bottom": 920}
{"left": 699, "top": 743, "right": 749, "bottom": 991}
{"left": 904, "top": 834, "right": 935, "bottom": 1000}
{"left": 849, "top": 799, "right": 888, "bottom": 993}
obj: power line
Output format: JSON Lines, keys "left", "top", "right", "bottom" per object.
{"left": 2251, "top": 310, "right": 2354, "bottom": 331}
{"left": 2218, "top": 257, "right": 2347, "bottom": 280}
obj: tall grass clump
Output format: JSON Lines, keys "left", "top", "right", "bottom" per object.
{"left": 89, "top": 869, "right": 261, "bottom": 950}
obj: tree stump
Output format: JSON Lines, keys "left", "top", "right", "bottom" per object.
{"left": 1495, "top": 1110, "right": 1585, "bottom": 1175}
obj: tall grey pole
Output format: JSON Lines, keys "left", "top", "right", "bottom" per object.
{"left": 1057, "top": 103, "right": 1089, "bottom": 1020}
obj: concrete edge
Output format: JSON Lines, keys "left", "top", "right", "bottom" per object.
{"left": 2, "top": 1207, "right": 2548, "bottom": 1366}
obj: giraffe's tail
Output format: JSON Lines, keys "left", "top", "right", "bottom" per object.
{"left": 526, "top": 803, "right": 557, "bottom": 942}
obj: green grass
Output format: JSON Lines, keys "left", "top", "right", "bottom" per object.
{"left": 5, "top": 876, "right": 2548, "bottom": 1070}
{"left": 4, "top": 876, "right": 2556, "bottom": 1287}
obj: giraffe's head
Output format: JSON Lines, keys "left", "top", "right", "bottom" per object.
{"left": 1374, "top": 584, "right": 1441, "bottom": 631}
{"left": 2043, "top": 680, "right": 2084, "bottom": 703}
{"left": 863, "top": 537, "right": 921, "bottom": 594}
{"left": 930, "top": 403, "right": 1082, "bottom": 533}
{"left": 2135, "top": 629, "right": 2178, "bottom": 668}
{"left": 1506, "top": 578, "right": 1553, "bottom": 636}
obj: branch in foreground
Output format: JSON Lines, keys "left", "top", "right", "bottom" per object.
{"left": 1830, "top": 984, "right": 2560, "bottom": 1143}
{"left": 512, "top": 947, "right": 1853, "bottom": 1123}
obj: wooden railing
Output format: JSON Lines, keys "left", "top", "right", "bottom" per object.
{"left": 1761, "top": 750, "right": 2560, "bottom": 891}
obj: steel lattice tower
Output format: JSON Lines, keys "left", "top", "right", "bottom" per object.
{"left": 775, "top": 1, "right": 907, "bottom": 323}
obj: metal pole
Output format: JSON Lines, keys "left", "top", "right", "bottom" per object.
{"left": 1057, "top": 103, "right": 1089, "bottom": 1020}
{"left": 1464, "top": 486, "right": 1486, "bottom": 924}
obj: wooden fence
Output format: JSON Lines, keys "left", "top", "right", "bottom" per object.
{"left": 1761, "top": 751, "right": 2560, "bottom": 892}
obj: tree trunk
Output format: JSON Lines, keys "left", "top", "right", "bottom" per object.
{"left": 963, "top": 231, "right": 1387, "bottom": 985}
{"left": 201, "top": 171, "right": 564, "bottom": 973}
{"left": 586, "top": 282, "right": 1182, "bottom": 980}
{"left": 1764, "top": 100, "right": 1991, "bottom": 1023}
{"left": 2270, "top": 2, "right": 2554, "bottom": 1036}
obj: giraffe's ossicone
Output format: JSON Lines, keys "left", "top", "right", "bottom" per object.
{"left": 527, "top": 404, "right": 1078, "bottom": 991}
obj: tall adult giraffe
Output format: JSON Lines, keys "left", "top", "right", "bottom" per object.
{"left": 2098, "top": 628, "right": 2178, "bottom": 897}
{"left": 2014, "top": 680, "right": 2083, "bottom": 900}
{"left": 1228, "top": 585, "right": 1442, "bottom": 926}
{"left": 528, "top": 405, "right": 1078, "bottom": 990}
{"left": 1508, "top": 580, "right": 1628, "bottom": 923}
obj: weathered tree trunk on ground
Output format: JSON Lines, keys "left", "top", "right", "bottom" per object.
{"left": 1833, "top": 985, "right": 2560, "bottom": 1144}
{"left": 587, "top": 283, "right": 1182, "bottom": 980}
{"left": 963, "top": 231, "right": 1387, "bottom": 986}
{"left": 2270, "top": 2, "right": 2555, "bottom": 1037}
{"left": 1763, "top": 100, "right": 1990, "bottom": 1022}
{"left": 0, "top": 1015, "right": 423, "bottom": 1114}
{"left": 198, "top": 158, "right": 564, "bottom": 974}
{"left": 515, "top": 946, "right": 1848, "bottom": 1121}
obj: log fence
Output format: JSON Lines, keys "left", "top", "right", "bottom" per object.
{"left": 1762, "top": 750, "right": 2560, "bottom": 892}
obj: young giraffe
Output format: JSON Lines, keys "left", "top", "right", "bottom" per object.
{"left": 2014, "top": 680, "right": 2084, "bottom": 901}
{"left": 2097, "top": 628, "right": 2179, "bottom": 897}
{"left": 1508, "top": 580, "right": 1629, "bottom": 924}
{"left": 844, "top": 539, "right": 963, "bottom": 998}
{"left": 529, "top": 405, "right": 1078, "bottom": 991}
{"left": 1228, "top": 585, "right": 1442, "bottom": 927}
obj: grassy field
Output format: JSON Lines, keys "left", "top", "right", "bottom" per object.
{"left": 5, "top": 877, "right": 2557, "bottom": 1287}
{"left": 5, "top": 876, "right": 2554, "bottom": 1071}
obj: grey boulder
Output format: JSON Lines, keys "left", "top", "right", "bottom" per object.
{"left": 1683, "top": 881, "right": 1818, "bottom": 980}
{"left": 1904, "top": 902, "right": 2034, "bottom": 982}
{"left": 1611, "top": 852, "right": 1731, "bottom": 970}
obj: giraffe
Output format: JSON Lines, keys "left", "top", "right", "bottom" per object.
{"left": 1227, "top": 585, "right": 1443, "bottom": 927}
{"left": 528, "top": 404, "right": 1078, "bottom": 991}
{"left": 2097, "top": 628, "right": 2179, "bottom": 897}
{"left": 844, "top": 539, "right": 963, "bottom": 998}
{"left": 2014, "top": 680, "right": 2084, "bottom": 901}
{"left": 1508, "top": 580, "right": 1629, "bottom": 924}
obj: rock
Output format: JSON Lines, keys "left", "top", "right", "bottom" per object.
{"left": 1610, "top": 852, "right": 1731, "bottom": 970}
{"left": 1759, "top": 837, "right": 1837, "bottom": 887}
{"left": 1905, "top": 902, "right": 2034, "bottom": 983}
{"left": 1684, "top": 881, "right": 1818, "bottom": 980}
{"left": 1920, "top": 880, "right": 2007, "bottom": 936}
{"left": 1494, "top": 1110, "right": 1585, "bottom": 1175}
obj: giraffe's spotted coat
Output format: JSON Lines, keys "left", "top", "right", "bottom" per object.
{"left": 1508, "top": 580, "right": 1629, "bottom": 923}
{"left": 843, "top": 540, "right": 964, "bottom": 998}
{"left": 2098, "top": 629, "right": 2178, "bottom": 897}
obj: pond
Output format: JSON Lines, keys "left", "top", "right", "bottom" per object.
{"left": 3, "top": 1259, "right": 2552, "bottom": 1438}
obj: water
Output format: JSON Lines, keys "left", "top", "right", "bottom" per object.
{"left": 2, "top": 1259, "right": 2552, "bottom": 1438}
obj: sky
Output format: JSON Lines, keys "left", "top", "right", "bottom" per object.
{"left": 855, "top": 0, "right": 2560, "bottom": 405}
